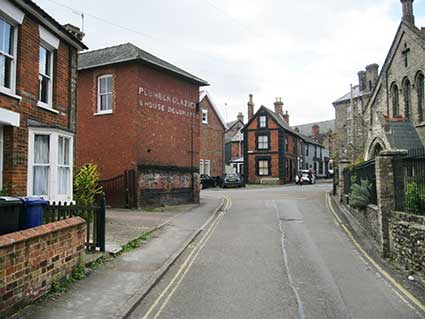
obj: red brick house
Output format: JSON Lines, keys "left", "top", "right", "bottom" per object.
{"left": 243, "top": 96, "right": 301, "bottom": 184}
{"left": 77, "top": 43, "right": 208, "bottom": 207}
{"left": 199, "top": 91, "right": 225, "bottom": 177}
{"left": 0, "top": 0, "right": 86, "bottom": 201}
{"left": 225, "top": 113, "right": 244, "bottom": 174}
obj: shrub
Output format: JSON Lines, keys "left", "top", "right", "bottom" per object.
{"left": 73, "top": 163, "right": 103, "bottom": 206}
{"left": 405, "top": 182, "right": 425, "bottom": 215}
{"left": 350, "top": 179, "right": 371, "bottom": 208}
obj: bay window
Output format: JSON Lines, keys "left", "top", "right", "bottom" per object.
{"left": 28, "top": 128, "right": 73, "bottom": 202}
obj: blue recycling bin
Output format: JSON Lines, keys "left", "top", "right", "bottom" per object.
{"left": 19, "top": 197, "right": 49, "bottom": 230}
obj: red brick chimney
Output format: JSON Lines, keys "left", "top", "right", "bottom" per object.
{"left": 282, "top": 110, "right": 289, "bottom": 125}
{"left": 274, "top": 97, "right": 283, "bottom": 116}
{"left": 248, "top": 94, "right": 254, "bottom": 121}
{"left": 312, "top": 124, "right": 320, "bottom": 136}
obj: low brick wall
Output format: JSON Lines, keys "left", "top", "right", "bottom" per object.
{"left": 0, "top": 217, "right": 86, "bottom": 317}
{"left": 390, "top": 211, "right": 425, "bottom": 277}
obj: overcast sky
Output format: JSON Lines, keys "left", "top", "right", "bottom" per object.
{"left": 36, "top": 0, "right": 425, "bottom": 126}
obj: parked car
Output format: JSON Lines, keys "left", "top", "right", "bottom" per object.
{"left": 327, "top": 168, "right": 334, "bottom": 178}
{"left": 200, "top": 175, "right": 217, "bottom": 189}
{"left": 295, "top": 170, "right": 316, "bottom": 184}
{"left": 222, "top": 173, "right": 242, "bottom": 188}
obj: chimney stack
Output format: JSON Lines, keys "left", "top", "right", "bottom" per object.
{"left": 274, "top": 97, "right": 284, "bottom": 116}
{"left": 358, "top": 71, "right": 367, "bottom": 92}
{"left": 282, "top": 110, "right": 289, "bottom": 125}
{"left": 237, "top": 112, "right": 244, "bottom": 123}
{"left": 401, "top": 0, "right": 415, "bottom": 25}
{"left": 365, "top": 64, "right": 379, "bottom": 92}
{"left": 248, "top": 94, "right": 254, "bottom": 121}
{"left": 312, "top": 124, "right": 320, "bottom": 137}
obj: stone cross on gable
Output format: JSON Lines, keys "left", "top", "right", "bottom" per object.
{"left": 401, "top": 43, "right": 411, "bottom": 67}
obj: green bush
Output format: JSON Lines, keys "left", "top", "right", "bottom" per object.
{"left": 73, "top": 163, "right": 103, "bottom": 206}
{"left": 349, "top": 179, "right": 371, "bottom": 208}
{"left": 405, "top": 182, "right": 425, "bottom": 215}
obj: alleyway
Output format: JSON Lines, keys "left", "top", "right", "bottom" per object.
{"left": 130, "top": 184, "right": 424, "bottom": 319}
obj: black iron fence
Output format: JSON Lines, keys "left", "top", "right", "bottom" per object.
{"left": 99, "top": 170, "right": 137, "bottom": 209}
{"left": 343, "top": 168, "right": 351, "bottom": 195}
{"left": 44, "top": 196, "right": 106, "bottom": 252}
{"left": 351, "top": 159, "right": 377, "bottom": 205}
{"left": 394, "top": 147, "right": 425, "bottom": 215}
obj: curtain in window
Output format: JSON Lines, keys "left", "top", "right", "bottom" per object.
{"left": 58, "top": 136, "right": 70, "bottom": 195}
{"left": 33, "top": 135, "right": 49, "bottom": 195}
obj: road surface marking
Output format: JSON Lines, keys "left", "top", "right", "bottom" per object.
{"left": 326, "top": 193, "right": 425, "bottom": 316}
{"left": 142, "top": 195, "right": 232, "bottom": 319}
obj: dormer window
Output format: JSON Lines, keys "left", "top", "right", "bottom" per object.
{"left": 259, "top": 115, "right": 267, "bottom": 128}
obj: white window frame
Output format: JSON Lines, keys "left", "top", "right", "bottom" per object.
{"left": 202, "top": 109, "right": 208, "bottom": 124}
{"left": 0, "top": 14, "right": 18, "bottom": 99}
{"left": 204, "top": 160, "right": 211, "bottom": 176}
{"left": 199, "top": 159, "right": 204, "bottom": 175}
{"left": 257, "top": 135, "right": 269, "bottom": 149}
{"left": 97, "top": 74, "right": 113, "bottom": 114}
{"left": 37, "top": 43, "right": 55, "bottom": 111}
{"left": 259, "top": 115, "right": 267, "bottom": 128}
{"left": 0, "top": 125, "right": 3, "bottom": 191}
{"left": 27, "top": 127, "right": 74, "bottom": 202}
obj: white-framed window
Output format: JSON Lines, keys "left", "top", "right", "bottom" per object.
{"left": 38, "top": 45, "right": 54, "bottom": 108}
{"left": 259, "top": 115, "right": 267, "bottom": 128}
{"left": 0, "top": 125, "right": 3, "bottom": 191}
{"left": 0, "top": 16, "right": 18, "bottom": 96}
{"left": 199, "top": 159, "right": 204, "bottom": 175}
{"left": 258, "top": 160, "right": 269, "bottom": 176}
{"left": 28, "top": 128, "right": 74, "bottom": 202}
{"left": 204, "top": 160, "right": 211, "bottom": 176}
{"left": 97, "top": 75, "right": 113, "bottom": 113}
{"left": 202, "top": 109, "right": 208, "bottom": 124}
{"left": 257, "top": 135, "right": 269, "bottom": 149}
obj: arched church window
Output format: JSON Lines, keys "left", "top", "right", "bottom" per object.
{"left": 403, "top": 78, "right": 411, "bottom": 119}
{"left": 416, "top": 72, "right": 424, "bottom": 123}
{"left": 391, "top": 83, "right": 399, "bottom": 117}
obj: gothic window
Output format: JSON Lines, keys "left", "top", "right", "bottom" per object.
{"left": 416, "top": 72, "right": 425, "bottom": 123}
{"left": 403, "top": 78, "right": 411, "bottom": 119}
{"left": 391, "top": 83, "right": 399, "bottom": 117}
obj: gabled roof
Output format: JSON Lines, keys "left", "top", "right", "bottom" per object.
{"left": 293, "top": 119, "right": 335, "bottom": 136}
{"left": 225, "top": 119, "right": 244, "bottom": 133}
{"left": 78, "top": 43, "right": 208, "bottom": 86}
{"left": 14, "top": 0, "right": 87, "bottom": 50}
{"left": 199, "top": 91, "right": 226, "bottom": 129}
{"left": 333, "top": 85, "right": 371, "bottom": 105}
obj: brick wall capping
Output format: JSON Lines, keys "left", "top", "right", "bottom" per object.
{"left": 138, "top": 164, "right": 199, "bottom": 174}
{"left": 378, "top": 150, "right": 408, "bottom": 157}
{"left": 0, "top": 217, "right": 85, "bottom": 248}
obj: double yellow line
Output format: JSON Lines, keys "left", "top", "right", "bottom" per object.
{"left": 326, "top": 193, "right": 425, "bottom": 316}
{"left": 142, "top": 196, "right": 232, "bottom": 319}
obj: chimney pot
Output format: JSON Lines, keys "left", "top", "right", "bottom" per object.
{"left": 365, "top": 63, "right": 379, "bottom": 92}
{"left": 248, "top": 94, "right": 254, "bottom": 121}
{"left": 237, "top": 112, "right": 244, "bottom": 123}
{"left": 274, "top": 97, "right": 284, "bottom": 116}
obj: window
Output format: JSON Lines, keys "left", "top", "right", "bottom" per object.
{"left": 199, "top": 160, "right": 204, "bottom": 175}
{"left": 0, "top": 17, "right": 16, "bottom": 94}
{"left": 257, "top": 160, "right": 269, "bottom": 176}
{"left": 259, "top": 115, "right": 267, "bottom": 128}
{"left": 97, "top": 75, "right": 113, "bottom": 113}
{"left": 204, "top": 160, "right": 211, "bottom": 176}
{"left": 391, "top": 83, "right": 400, "bottom": 116}
{"left": 403, "top": 78, "right": 411, "bottom": 119}
{"left": 284, "top": 136, "right": 288, "bottom": 152}
{"left": 257, "top": 135, "right": 269, "bottom": 150}
{"left": 319, "top": 162, "right": 323, "bottom": 175}
{"left": 416, "top": 72, "right": 424, "bottom": 123}
{"left": 38, "top": 46, "right": 53, "bottom": 107}
{"left": 28, "top": 129, "right": 73, "bottom": 201}
{"left": 202, "top": 109, "right": 208, "bottom": 124}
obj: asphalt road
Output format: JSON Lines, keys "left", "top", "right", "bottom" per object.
{"left": 130, "top": 183, "right": 424, "bottom": 319}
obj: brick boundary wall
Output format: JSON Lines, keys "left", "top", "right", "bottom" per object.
{"left": 390, "top": 211, "right": 425, "bottom": 279}
{"left": 0, "top": 217, "right": 86, "bottom": 318}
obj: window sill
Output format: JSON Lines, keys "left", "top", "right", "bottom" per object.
{"left": 202, "top": 121, "right": 208, "bottom": 125}
{"left": 37, "top": 101, "right": 59, "bottom": 114}
{"left": 94, "top": 110, "right": 113, "bottom": 116}
{"left": 0, "top": 88, "right": 22, "bottom": 101}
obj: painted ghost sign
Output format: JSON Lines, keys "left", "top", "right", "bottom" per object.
{"left": 138, "top": 86, "right": 197, "bottom": 117}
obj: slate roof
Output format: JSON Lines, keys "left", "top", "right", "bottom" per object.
{"left": 333, "top": 85, "right": 370, "bottom": 104}
{"left": 385, "top": 121, "right": 424, "bottom": 150}
{"left": 78, "top": 43, "right": 208, "bottom": 85}
{"left": 293, "top": 119, "right": 335, "bottom": 136}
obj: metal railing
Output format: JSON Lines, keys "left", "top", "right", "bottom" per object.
{"left": 351, "top": 159, "right": 377, "bottom": 205}
{"left": 44, "top": 196, "right": 106, "bottom": 252}
{"left": 394, "top": 147, "right": 425, "bottom": 215}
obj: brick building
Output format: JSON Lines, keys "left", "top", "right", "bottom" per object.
{"left": 225, "top": 113, "right": 244, "bottom": 174}
{"left": 0, "top": 0, "right": 86, "bottom": 201}
{"left": 199, "top": 91, "right": 225, "bottom": 177}
{"left": 294, "top": 119, "right": 335, "bottom": 158}
{"left": 77, "top": 43, "right": 208, "bottom": 207}
{"left": 243, "top": 96, "right": 301, "bottom": 184}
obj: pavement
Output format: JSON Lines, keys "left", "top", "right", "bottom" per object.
{"left": 13, "top": 193, "right": 224, "bottom": 319}
{"left": 129, "top": 184, "right": 425, "bottom": 319}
